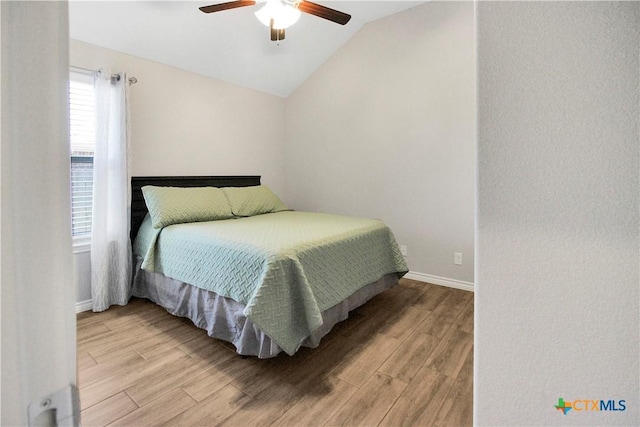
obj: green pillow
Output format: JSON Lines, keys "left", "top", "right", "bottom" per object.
{"left": 141, "top": 186, "right": 233, "bottom": 228}
{"left": 222, "top": 185, "right": 288, "bottom": 217}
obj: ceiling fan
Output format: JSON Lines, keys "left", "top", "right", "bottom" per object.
{"left": 199, "top": 0, "right": 351, "bottom": 42}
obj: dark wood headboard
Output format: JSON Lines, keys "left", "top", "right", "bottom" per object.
{"left": 130, "top": 175, "right": 261, "bottom": 240}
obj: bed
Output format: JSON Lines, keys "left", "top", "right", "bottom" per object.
{"left": 130, "top": 176, "right": 408, "bottom": 358}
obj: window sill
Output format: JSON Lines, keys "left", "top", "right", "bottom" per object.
{"left": 73, "top": 235, "right": 91, "bottom": 254}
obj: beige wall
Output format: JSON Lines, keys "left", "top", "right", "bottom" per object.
{"left": 285, "top": 2, "right": 476, "bottom": 286}
{"left": 476, "top": 2, "right": 639, "bottom": 424}
{"left": 70, "top": 40, "right": 287, "bottom": 196}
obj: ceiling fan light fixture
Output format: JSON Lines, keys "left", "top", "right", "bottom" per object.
{"left": 255, "top": 0, "right": 300, "bottom": 29}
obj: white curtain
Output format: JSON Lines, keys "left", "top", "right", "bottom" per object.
{"left": 91, "top": 69, "right": 132, "bottom": 312}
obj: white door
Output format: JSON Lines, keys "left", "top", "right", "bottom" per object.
{"left": 1, "top": 1, "right": 78, "bottom": 425}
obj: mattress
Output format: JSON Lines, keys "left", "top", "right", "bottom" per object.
{"left": 133, "top": 210, "right": 408, "bottom": 355}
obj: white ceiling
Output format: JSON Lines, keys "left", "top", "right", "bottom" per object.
{"left": 69, "top": 1, "right": 426, "bottom": 97}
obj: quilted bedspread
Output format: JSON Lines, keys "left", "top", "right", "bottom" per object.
{"left": 134, "top": 211, "right": 408, "bottom": 355}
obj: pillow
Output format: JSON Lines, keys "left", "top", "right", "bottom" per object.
{"left": 141, "top": 185, "right": 233, "bottom": 228}
{"left": 222, "top": 185, "right": 288, "bottom": 217}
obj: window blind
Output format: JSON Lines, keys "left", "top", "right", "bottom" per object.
{"left": 69, "top": 70, "right": 95, "bottom": 236}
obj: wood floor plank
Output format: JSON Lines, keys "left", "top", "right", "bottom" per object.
{"left": 400, "top": 278, "right": 434, "bottom": 294}
{"left": 85, "top": 327, "right": 157, "bottom": 363}
{"left": 107, "top": 388, "right": 197, "bottom": 426}
{"left": 77, "top": 322, "right": 112, "bottom": 343}
{"left": 433, "top": 348, "right": 474, "bottom": 427}
{"left": 165, "top": 384, "right": 252, "bottom": 426}
{"left": 339, "top": 306, "right": 396, "bottom": 342}
{"left": 416, "top": 284, "right": 452, "bottom": 312}
{"left": 282, "top": 307, "right": 396, "bottom": 390}
{"left": 77, "top": 351, "right": 97, "bottom": 371}
{"left": 80, "top": 348, "right": 189, "bottom": 410}
{"left": 231, "top": 356, "right": 302, "bottom": 398}
{"left": 416, "top": 311, "right": 456, "bottom": 340}
{"left": 178, "top": 334, "right": 236, "bottom": 359}
{"left": 274, "top": 338, "right": 362, "bottom": 391}
{"left": 179, "top": 366, "right": 235, "bottom": 403}
{"left": 430, "top": 289, "right": 473, "bottom": 324}
{"left": 78, "top": 350, "right": 146, "bottom": 388}
{"left": 334, "top": 332, "right": 401, "bottom": 387}
{"left": 377, "top": 302, "right": 435, "bottom": 342}
{"left": 179, "top": 350, "right": 254, "bottom": 402}
{"left": 100, "top": 302, "right": 169, "bottom": 331}
{"left": 76, "top": 280, "right": 474, "bottom": 427}
{"left": 379, "top": 365, "right": 453, "bottom": 427}
{"left": 125, "top": 351, "right": 216, "bottom": 406}
{"left": 273, "top": 376, "right": 358, "bottom": 427}
{"left": 378, "top": 329, "right": 440, "bottom": 384}
{"left": 217, "top": 379, "right": 302, "bottom": 427}
{"left": 424, "top": 328, "right": 473, "bottom": 379}
{"left": 77, "top": 328, "right": 141, "bottom": 355}
{"left": 76, "top": 299, "right": 146, "bottom": 326}
{"left": 324, "top": 372, "right": 406, "bottom": 427}
{"left": 132, "top": 322, "right": 207, "bottom": 361}
{"left": 356, "top": 284, "right": 423, "bottom": 316}
{"left": 80, "top": 392, "right": 138, "bottom": 427}
{"left": 456, "top": 297, "right": 474, "bottom": 334}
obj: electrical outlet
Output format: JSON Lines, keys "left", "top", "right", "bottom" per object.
{"left": 454, "top": 252, "right": 463, "bottom": 265}
{"left": 400, "top": 245, "right": 407, "bottom": 256}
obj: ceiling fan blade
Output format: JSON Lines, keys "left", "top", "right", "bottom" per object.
{"left": 270, "top": 18, "right": 285, "bottom": 41}
{"left": 199, "top": 1, "right": 256, "bottom": 14}
{"left": 297, "top": 1, "right": 351, "bottom": 25}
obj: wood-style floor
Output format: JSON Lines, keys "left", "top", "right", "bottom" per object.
{"left": 77, "top": 278, "right": 474, "bottom": 426}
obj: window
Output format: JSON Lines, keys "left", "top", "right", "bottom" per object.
{"left": 69, "top": 70, "right": 96, "bottom": 237}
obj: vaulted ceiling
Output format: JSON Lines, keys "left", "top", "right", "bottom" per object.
{"left": 69, "top": 1, "right": 426, "bottom": 97}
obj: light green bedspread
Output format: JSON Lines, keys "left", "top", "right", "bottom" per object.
{"left": 134, "top": 211, "right": 408, "bottom": 355}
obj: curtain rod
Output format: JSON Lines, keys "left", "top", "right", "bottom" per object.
{"left": 70, "top": 65, "right": 138, "bottom": 85}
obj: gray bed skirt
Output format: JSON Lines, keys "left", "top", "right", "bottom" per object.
{"left": 132, "top": 257, "right": 399, "bottom": 358}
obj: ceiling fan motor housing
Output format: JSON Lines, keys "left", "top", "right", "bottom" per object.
{"left": 199, "top": 0, "right": 352, "bottom": 41}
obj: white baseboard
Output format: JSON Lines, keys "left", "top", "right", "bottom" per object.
{"left": 75, "top": 299, "right": 93, "bottom": 313}
{"left": 404, "top": 271, "right": 474, "bottom": 292}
